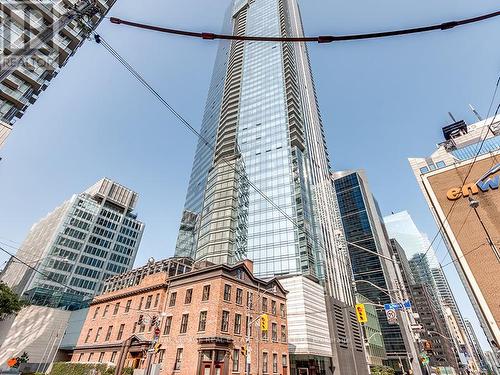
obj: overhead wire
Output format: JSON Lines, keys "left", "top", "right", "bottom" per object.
{"left": 90, "top": 32, "right": 356, "bottom": 293}
{"left": 108, "top": 10, "right": 500, "bottom": 43}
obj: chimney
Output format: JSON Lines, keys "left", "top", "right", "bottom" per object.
{"left": 242, "top": 259, "right": 253, "bottom": 273}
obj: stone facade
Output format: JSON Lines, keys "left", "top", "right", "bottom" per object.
{"left": 71, "top": 259, "right": 289, "bottom": 375}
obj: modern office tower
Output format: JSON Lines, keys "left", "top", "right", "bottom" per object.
{"left": 385, "top": 212, "right": 462, "bottom": 320}
{"left": 484, "top": 351, "right": 500, "bottom": 375}
{"left": 411, "top": 284, "right": 460, "bottom": 372}
{"left": 333, "top": 170, "right": 421, "bottom": 375}
{"left": 389, "top": 239, "right": 415, "bottom": 293}
{"left": 465, "top": 319, "right": 491, "bottom": 373}
{"left": 0, "top": 178, "right": 144, "bottom": 309}
{"left": 175, "top": 0, "right": 352, "bottom": 301}
{"left": 0, "top": 0, "right": 117, "bottom": 148}
{"left": 409, "top": 116, "right": 500, "bottom": 351}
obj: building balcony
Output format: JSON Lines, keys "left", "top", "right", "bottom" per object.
{"left": 0, "top": 84, "right": 28, "bottom": 108}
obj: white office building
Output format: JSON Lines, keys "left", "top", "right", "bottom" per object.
{"left": 0, "top": 178, "right": 144, "bottom": 308}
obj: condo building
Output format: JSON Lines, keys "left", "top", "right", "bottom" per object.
{"left": 0, "top": 0, "right": 117, "bottom": 148}
{"left": 409, "top": 116, "right": 500, "bottom": 351}
{"left": 0, "top": 178, "right": 144, "bottom": 308}
{"left": 173, "top": 1, "right": 362, "bottom": 373}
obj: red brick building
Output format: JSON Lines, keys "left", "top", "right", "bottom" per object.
{"left": 71, "top": 258, "right": 289, "bottom": 375}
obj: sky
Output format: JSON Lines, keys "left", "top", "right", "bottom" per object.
{"left": 0, "top": 0, "right": 499, "bottom": 349}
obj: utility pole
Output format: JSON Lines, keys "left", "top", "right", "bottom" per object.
{"left": 0, "top": 0, "right": 100, "bottom": 81}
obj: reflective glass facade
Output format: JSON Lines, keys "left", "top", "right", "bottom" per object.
{"left": 0, "top": 179, "right": 144, "bottom": 307}
{"left": 175, "top": 0, "right": 352, "bottom": 303}
{"left": 334, "top": 171, "right": 407, "bottom": 356}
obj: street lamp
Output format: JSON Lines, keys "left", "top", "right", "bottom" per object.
{"left": 351, "top": 280, "right": 399, "bottom": 300}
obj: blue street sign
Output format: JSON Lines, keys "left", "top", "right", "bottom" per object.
{"left": 384, "top": 300, "right": 411, "bottom": 311}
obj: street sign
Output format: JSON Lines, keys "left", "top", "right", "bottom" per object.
{"left": 355, "top": 304, "right": 368, "bottom": 323}
{"left": 384, "top": 300, "right": 411, "bottom": 311}
{"left": 385, "top": 308, "right": 398, "bottom": 325}
{"left": 154, "top": 327, "right": 161, "bottom": 337}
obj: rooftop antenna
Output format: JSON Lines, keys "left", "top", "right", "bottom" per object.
{"left": 448, "top": 112, "right": 457, "bottom": 123}
{"left": 468, "top": 104, "right": 483, "bottom": 121}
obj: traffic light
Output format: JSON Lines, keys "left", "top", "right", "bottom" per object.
{"left": 154, "top": 342, "right": 162, "bottom": 353}
{"left": 260, "top": 314, "right": 268, "bottom": 332}
{"left": 138, "top": 315, "right": 144, "bottom": 325}
{"left": 151, "top": 315, "right": 158, "bottom": 327}
{"left": 241, "top": 346, "right": 247, "bottom": 357}
{"left": 355, "top": 304, "right": 368, "bottom": 324}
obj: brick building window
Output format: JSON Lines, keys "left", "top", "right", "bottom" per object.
{"left": 273, "top": 353, "right": 278, "bottom": 373}
{"left": 185, "top": 289, "right": 193, "bottom": 304}
{"left": 223, "top": 284, "right": 231, "bottom": 302}
{"left": 132, "top": 322, "right": 137, "bottom": 333}
{"left": 105, "top": 326, "right": 113, "bottom": 341}
{"left": 111, "top": 352, "right": 117, "bottom": 363}
{"left": 233, "top": 349, "right": 240, "bottom": 372}
{"left": 281, "top": 325, "right": 286, "bottom": 342}
{"left": 280, "top": 303, "right": 286, "bottom": 318}
{"left": 93, "top": 307, "right": 100, "bottom": 319}
{"left": 117, "top": 324, "right": 125, "bottom": 340}
{"left": 202, "top": 285, "right": 210, "bottom": 301}
{"left": 95, "top": 327, "right": 102, "bottom": 342}
{"left": 198, "top": 311, "right": 207, "bottom": 331}
{"left": 282, "top": 354, "right": 288, "bottom": 368}
{"left": 163, "top": 316, "right": 172, "bottom": 335}
{"left": 169, "top": 292, "right": 177, "bottom": 307}
{"left": 262, "top": 352, "right": 268, "bottom": 373}
{"left": 139, "top": 324, "right": 145, "bottom": 333}
{"left": 234, "top": 313, "right": 242, "bottom": 334}
{"left": 125, "top": 300, "right": 131, "bottom": 313}
{"left": 85, "top": 328, "right": 93, "bottom": 343}
{"left": 158, "top": 349, "right": 165, "bottom": 363}
{"left": 145, "top": 295, "right": 153, "bottom": 309}
{"left": 113, "top": 303, "right": 120, "bottom": 315}
{"left": 247, "top": 292, "right": 253, "bottom": 309}
{"left": 103, "top": 305, "right": 109, "bottom": 317}
{"left": 88, "top": 353, "right": 93, "bottom": 362}
{"left": 174, "top": 348, "right": 183, "bottom": 370}
{"left": 221, "top": 311, "right": 229, "bottom": 332}
{"left": 98, "top": 352, "right": 105, "bottom": 363}
{"left": 78, "top": 353, "right": 84, "bottom": 362}
{"left": 262, "top": 297, "right": 268, "bottom": 312}
{"left": 154, "top": 293, "right": 160, "bottom": 308}
{"left": 271, "top": 300, "right": 276, "bottom": 315}
{"left": 272, "top": 323, "right": 277, "bottom": 342}
{"left": 138, "top": 297, "right": 144, "bottom": 310}
{"left": 236, "top": 288, "right": 243, "bottom": 305}
{"left": 180, "top": 314, "right": 189, "bottom": 333}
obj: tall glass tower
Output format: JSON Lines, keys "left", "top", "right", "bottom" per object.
{"left": 175, "top": 0, "right": 352, "bottom": 304}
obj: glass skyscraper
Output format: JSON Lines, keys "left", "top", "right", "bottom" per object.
{"left": 0, "top": 178, "right": 144, "bottom": 309}
{"left": 175, "top": 0, "right": 352, "bottom": 304}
